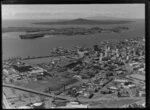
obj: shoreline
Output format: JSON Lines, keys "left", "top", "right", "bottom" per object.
{"left": 3, "top": 36, "right": 144, "bottom": 61}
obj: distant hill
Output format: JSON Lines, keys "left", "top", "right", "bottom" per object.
{"left": 34, "top": 18, "right": 134, "bottom": 25}
{"left": 86, "top": 15, "right": 122, "bottom": 20}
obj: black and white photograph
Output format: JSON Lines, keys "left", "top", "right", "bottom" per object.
{"left": 2, "top": 3, "right": 145, "bottom": 108}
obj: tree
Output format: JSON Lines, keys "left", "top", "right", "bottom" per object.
{"left": 117, "top": 91, "right": 121, "bottom": 97}
{"left": 95, "top": 89, "right": 98, "bottom": 93}
{"left": 89, "top": 93, "right": 94, "bottom": 99}
{"left": 9, "top": 78, "right": 14, "bottom": 84}
{"left": 93, "top": 45, "right": 100, "bottom": 51}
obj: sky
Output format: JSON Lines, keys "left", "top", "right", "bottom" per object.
{"left": 2, "top": 4, "right": 145, "bottom": 20}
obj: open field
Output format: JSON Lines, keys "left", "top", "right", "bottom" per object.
{"left": 20, "top": 77, "right": 78, "bottom": 91}
{"left": 89, "top": 98, "right": 143, "bottom": 108}
{"left": 23, "top": 57, "right": 53, "bottom": 65}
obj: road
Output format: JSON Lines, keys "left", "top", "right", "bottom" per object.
{"left": 120, "top": 99, "right": 145, "bottom": 108}
{"left": 3, "top": 83, "right": 144, "bottom": 103}
{"left": 78, "top": 96, "right": 144, "bottom": 102}
{"left": 3, "top": 93, "right": 13, "bottom": 109}
{"left": 3, "top": 84, "right": 76, "bottom": 101}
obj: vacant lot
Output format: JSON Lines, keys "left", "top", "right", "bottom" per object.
{"left": 23, "top": 57, "right": 53, "bottom": 65}
{"left": 89, "top": 98, "right": 143, "bottom": 108}
{"left": 23, "top": 77, "right": 78, "bottom": 91}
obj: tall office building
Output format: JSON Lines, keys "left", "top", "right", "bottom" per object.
{"left": 99, "top": 53, "right": 103, "bottom": 62}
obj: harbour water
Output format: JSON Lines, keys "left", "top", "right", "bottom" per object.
{"left": 2, "top": 19, "right": 145, "bottom": 60}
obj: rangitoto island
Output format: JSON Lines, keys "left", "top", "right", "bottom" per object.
{"left": 33, "top": 18, "right": 133, "bottom": 25}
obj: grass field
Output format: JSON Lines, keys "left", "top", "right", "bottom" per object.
{"left": 23, "top": 77, "right": 78, "bottom": 91}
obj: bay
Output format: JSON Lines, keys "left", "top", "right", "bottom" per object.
{"left": 2, "top": 19, "right": 145, "bottom": 60}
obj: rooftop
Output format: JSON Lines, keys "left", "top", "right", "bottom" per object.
{"left": 129, "top": 74, "right": 145, "bottom": 81}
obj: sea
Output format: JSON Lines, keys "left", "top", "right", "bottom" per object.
{"left": 2, "top": 19, "right": 145, "bottom": 60}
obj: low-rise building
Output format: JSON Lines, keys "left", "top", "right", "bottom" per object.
{"left": 139, "top": 91, "right": 145, "bottom": 97}
{"left": 128, "top": 74, "right": 145, "bottom": 82}
{"left": 58, "top": 101, "right": 88, "bottom": 108}
{"left": 29, "top": 67, "right": 44, "bottom": 74}
{"left": 114, "top": 78, "right": 128, "bottom": 83}
{"left": 109, "top": 86, "right": 118, "bottom": 90}
{"left": 3, "top": 69, "right": 9, "bottom": 74}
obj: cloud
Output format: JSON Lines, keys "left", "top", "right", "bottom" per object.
{"left": 6, "top": 12, "right": 92, "bottom": 19}
{"left": 2, "top": 4, "right": 145, "bottom": 20}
